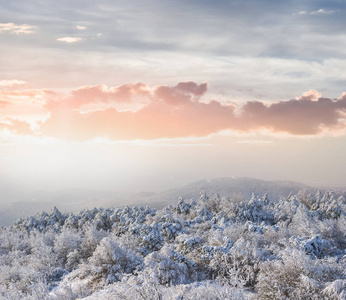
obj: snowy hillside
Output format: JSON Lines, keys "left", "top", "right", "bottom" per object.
{"left": 0, "top": 188, "right": 345, "bottom": 299}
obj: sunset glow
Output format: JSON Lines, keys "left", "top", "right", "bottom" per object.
{"left": 1, "top": 0, "right": 346, "bottom": 198}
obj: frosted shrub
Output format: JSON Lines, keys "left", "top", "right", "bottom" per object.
{"left": 296, "top": 189, "right": 316, "bottom": 209}
{"left": 231, "top": 194, "right": 273, "bottom": 225}
{"left": 160, "top": 219, "right": 183, "bottom": 241}
{"left": 0, "top": 247, "right": 56, "bottom": 298}
{"left": 323, "top": 279, "right": 346, "bottom": 299}
{"left": 58, "top": 237, "right": 143, "bottom": 296}
{"left": 256, "top": 248, "right": 345, "bottom": 299}
{"left": 84, "top": 274, "right": 165, "bottom": 300}
{"left": 0, "top": 261, "right": 37, "bottom": 295}
{"left": 142, "top": 245, "right": 190, "bottom": 285}
{"left": 89, "top": 237, "right": 142, "bottom": 283}
{"left": 201, "top": 193, "right": 223, "bottom": 214}
{"left": 54, "top": 227, "right": 82, "bottom": 267}
{"left": 66, "top": 225, "right": 108, "bottom": 270}
{"left": 257, "top": 249, "right": 315, "bottom": 299}
{"left": 48, "top": 284, "right": 79, "bottom": 300}
{"left": 288, "top": 234, "right": 329, "bottom": 258}
{"left": 110, "top": 206, "right": 157, "bottom": 240}
{"left": 0, "top": 227, "right": 27, "bottom": 254}
{"left": 287, "top": 203, "right": 317, "bottom": 237}
{"left": 94, "top": 279, "right": 247, "bottom": 300}
{"left": 179, "top": 236, "right": 203, "bottom": 254}
{"left": 200, "top": 236, "right": 234, "bottom": 263}
{"left": 225, "top": 236, "right": 270, "bottom": 288}
{"left": 174, "top": 199, "right": 192, "bottom": 215}
{"left": 116, "top": 231, "right": 142, "bottom": 254}
{"left": 335, "top": 215, "right": 346, "bottom": 249}
{"left": 14, "top": 207, "right": 67, "bottom": 232}
{"left": 139, "top": 222, "right": 164, "bottom": 256}
{"left": 296, "top": 190, "right": 345, "bottom": 220}
{"left": 274, "top": 194, "right": 300, "bottom": 226}
{"left": 27, "top": 230, "right": 59, "bottom": 279}
{"left": 222, "top": 222, "right": 249, "bottom": 243}
{"left": 92, "top": 208, "right": 115, "bottom": 231}
{"left": 170, "top": 280, "right": 246, "bottom": 300}
{"left": 316, "top": 192, "right": 345, "bottom": 219}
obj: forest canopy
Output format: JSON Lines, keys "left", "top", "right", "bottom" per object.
{"left": 0, "top": 190, "right": 345, "bottom": 299}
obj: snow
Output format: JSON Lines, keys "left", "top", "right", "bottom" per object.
{"left": 0, "top": 189, "right": 345, "bottom": 299}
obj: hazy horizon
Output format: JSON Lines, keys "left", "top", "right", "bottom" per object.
{"left": 0, "top": 175, "right": 338, "bottom": 227}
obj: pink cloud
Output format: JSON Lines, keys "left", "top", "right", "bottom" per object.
{"left": 45, "top": 83, "right": 150, "bottom": 111}
{"left": 338, "top": 92, "right": 346, "bottom": 101}
{"left": 0, "top": 119, "right": 34, "bottom": 135}
{"left": 0, "top": 89, "right": 57, "bottom": 103}
{"left": 2, "top": 81, "right": 346, "bottom": 140}
{"left": 0, "top": 101, "right": 11, "bottom": 108}
{"left": 40, "top": 82, "right": 236, "bottom": 140}
{"left": 296, "top": 89, "right": 321, "bottom": 101}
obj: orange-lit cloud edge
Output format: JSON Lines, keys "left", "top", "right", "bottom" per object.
{"left": 1, "top": 80, "right": 346, "bottom": 143}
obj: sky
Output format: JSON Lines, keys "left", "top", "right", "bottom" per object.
{"left": 1, "top": 0, "right": 346, "bottom": 200}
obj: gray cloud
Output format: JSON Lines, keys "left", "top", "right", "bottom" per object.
{"left": 1, "top": 0, "right": 346, "bottom": 102}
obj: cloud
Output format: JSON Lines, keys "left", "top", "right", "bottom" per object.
{"left": 56, "top": 37, "right": 82, "bottom": 43}
{"left": 39, "top": 82, "right": 237, "bottom": 140}
{"left": 0, "top": 101, "right": 11, "bottom": 108}
{"left": 310, "top": 8, "right": 336, "bottom": 15}
{"left": 0, "top": 23, "right": 37, "bottom": 34}
{"left": 237, "top": 140, "right": 274, "bottom": 144}
{"left": 44, "top": 83, "right": 150, "bottom": 112}
{"left": 0, "top": 89, "right": 56, "bottom": 103}
{"left": 0, "top": 119, "right": 34, "bottom": 135}
{"left": 239, "top": 97, "right": 346, "bottom": 135}
{"left": 3, "top": 82, "right": 346, "bottom": 140}
{"left": 153, "top": 81, "right": 208, "bottom": 105}
{"left": 298, "top": 9, "right": 338, "bottom": 15}
{"left": 338, "top": 92, "right": 346, "bottom": 101}
{"left": 76, "top": 25, "right": 87, "bottom": 30}
{"left": 296, "top": 90, "right": 321, "bottom": 101}
{"left": 0, "top": 80, "right": 28, "bottom": 87}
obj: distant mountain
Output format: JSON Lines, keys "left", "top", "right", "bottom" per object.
{"left": 1, "top": 177, "right": 344, "bottom": 227}
{"left": 125, "top": 177, "right": 320, "bottom": 208}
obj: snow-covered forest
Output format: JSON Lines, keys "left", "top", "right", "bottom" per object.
{"left": 0, "top": 190, "right": 345, "bottom": 299}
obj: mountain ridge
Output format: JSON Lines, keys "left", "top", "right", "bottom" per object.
{"left": 124, "top": 177, "right": 318, "bottom": 208}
